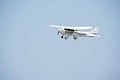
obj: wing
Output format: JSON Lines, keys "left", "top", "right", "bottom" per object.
{"left": 49, "top": 25, "right": 93, "bottom": 30}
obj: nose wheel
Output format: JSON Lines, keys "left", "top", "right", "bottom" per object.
{"left": 61, "top": 36, "right": 63, "bottom": 38}
{"left": 74, "top": 37, "right": 77, "bottom": 40}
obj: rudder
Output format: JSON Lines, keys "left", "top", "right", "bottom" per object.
{"left": 90, "top": 27, "right": 99, "bottom": 34}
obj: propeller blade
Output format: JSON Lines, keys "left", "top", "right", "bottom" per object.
{"left": 57, "top": 31, "right": 60, "bottom": 35}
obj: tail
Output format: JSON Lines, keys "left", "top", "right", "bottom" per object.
{"left": 90, "top": 27, "right": 99, "bottom": 34}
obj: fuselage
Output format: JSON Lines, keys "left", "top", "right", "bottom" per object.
{"left": 59, "top": 28, "right": 98, "bottom": 39}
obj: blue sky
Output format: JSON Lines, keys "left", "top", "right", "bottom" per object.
{"left": 0, "top": 0, "right": 120, "bottom": 80}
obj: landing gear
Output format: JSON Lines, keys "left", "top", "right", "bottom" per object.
{"left": 74, "top": 37, "right": 77, "bottom": 40}
{"left": 64, "top": 37, "right": 68, "bottom": 40}
{"left": 61, "top": 35, "right": 68, "bottom": 40}
{"left": 61, "top": 36, "right": 63, "bottom": 38}
{"left": 73, "top": 36, "right": 78, "bottom": 40}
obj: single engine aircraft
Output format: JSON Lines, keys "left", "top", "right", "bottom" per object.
{"left": 49, "top": 25, "right": 100, "bottom": 40}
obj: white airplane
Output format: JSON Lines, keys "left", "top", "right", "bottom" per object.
{"left": 49, "top": 25, "right": 100, "bottom": 40}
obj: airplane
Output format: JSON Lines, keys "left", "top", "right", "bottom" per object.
{"left": 49, "top": 25, "right": 100, "bottom": 40}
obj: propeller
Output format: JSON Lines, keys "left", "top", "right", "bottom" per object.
{"left": 57, "top": 31, "right": 60, "bottom": 35}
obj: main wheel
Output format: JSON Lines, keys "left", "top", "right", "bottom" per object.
{"left": 73, "top": 36, "right": 77, "bottom": 40}
{"left": 64, "top": 37, "right": 68, "bottom": 40}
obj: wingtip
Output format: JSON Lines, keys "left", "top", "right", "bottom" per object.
{"left": 49, "top": 25, "right": 53, "bottom": 27}
{"left": 49, "top": 25, "right": 57, "bottom": 27}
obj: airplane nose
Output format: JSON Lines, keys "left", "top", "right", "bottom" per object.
{"left": 58, "top": 29, "right": 62, "bottom": 32}
{"left": 57, "top": 29, "right": 61, "bottom": 35}
{"left": 58, "top": 28, "right": 65, "bottom": 35}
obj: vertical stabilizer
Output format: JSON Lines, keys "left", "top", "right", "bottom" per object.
{"left": 90, "top": 27, "right": 99, "bottom": 34}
